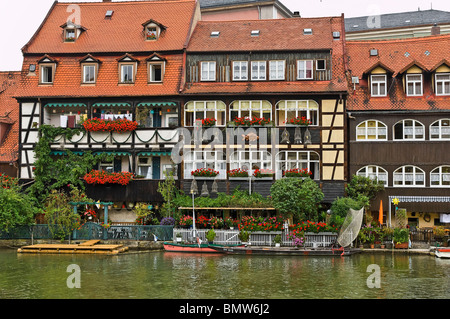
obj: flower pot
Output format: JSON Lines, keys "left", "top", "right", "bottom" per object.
{"left": 370, "top": 244, "right": 375, "bottom": 249}
{"left": 380, "top": 244, "right": 386, "bottom": 249}
{"left": 275, "top": 243, "right": 280, "bottom": 248}
{"left": 176, "top": 237, "right": 182, "bottom": 242}
{"left": 395, "top": 242, "right": 408, "bottom": 249}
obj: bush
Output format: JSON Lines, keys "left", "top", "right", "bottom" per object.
{"left": 330, "top": 197, "right": 365, "bottom": 229}
{"left": 160, "top": 217, "right": 175, "bottom": 226}
{"left": 0, "top": 187, "right": 37, "bottom": 232}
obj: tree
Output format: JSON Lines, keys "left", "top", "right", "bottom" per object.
{"left": 157, "top": 167, "right": 178, "bottom": 217}
{"left": 329, "top": 196, "right": 366, "bottom": 229}
{"left": 0, "top": 187, "right": 37, "bottom": 232}
{"left": 270, "top": 178, "right": 324, "bottom": 223}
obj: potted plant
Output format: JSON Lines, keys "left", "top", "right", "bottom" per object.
{"left": 175, "top": 232, "right": 182, "bottom": 242}
{"left": 206, "top": 229, "right": 216, "bottom": 244}
{"left": 273, "top": 234, "right": 282, "bottom": 248}
{"left": 393, "top": 228, "right": 409, "bottom": 249}
{"left": 238, "top": 229, "right": 250, "bottom": 245}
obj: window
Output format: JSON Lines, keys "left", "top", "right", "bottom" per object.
{"left": 436, "top": 73, "right": 450, "bottom": 95}
{"left": 146, "top": 26, "right": 158, "bottom": 40}
{"left": 393, "top": 165, "right": 425, "bottom": 187}
{"left": 230, "top": 100, "right": 272, "bottom": 122}
{"left": 185, "top": 101, "right": 226, "bottom": 127}
{"left": 269, "top": 60, "right": 285, "bottom": 80}
{"left": 297, "top": 60, "right": 313, "bottom": 80}
{"left": 275, "top": 151, "right": 320, "bottom": 180}
{"left": 356, "top": 120, "right": 387, "bottom": 141}
{"left": 406, "top": 74, "right": 423, "bottom": 96}
{"left": 183, "top": 151, "right": 226, "bottom": 179}
{"left": 430, "top": 119, "right": 450, "bottom": 140}
{"left": 276, "top": 100, "right": 319, "bottom": 126}
{"left": 149, "top": 63, "right": 164, "bottom": 82}
{"left": 316, "top": 59, "right": 326, "bottom": 71}
{"left": 201, "top": 62, "right": 216, "bottom": 81}
{"left": 357, "top": 165, "right": 388, "bottom": 186}
{"left": 65, "top": 28, "right": 76, "bottom": 42}
{"left": 40, "top": 65, "right": 54, "bottom": 84}
{"left": 251, "top": 61, "right": 266, "bottom": 80}
{"left": 430, "top": 166, "right": 450, "bottom": 187}
{"left": 137, "top": 157, "right": 153, "bottom": 179}
{"left": 394, "top": 120, "right": 424, "bottom": 140}
{"left": 82, "top": 64, "right": 96, "bottom": 84}
{"left": 371, "top": 74, "right": 387, "bottom": 97}
{"left": 120, "top": 64, "right": 134, "bottom": 83}
{"left": 233, "top": 61, "right": 248, "bottom": 81}
{"left": 230, "top": 151, "right": 272, "bottom": 175}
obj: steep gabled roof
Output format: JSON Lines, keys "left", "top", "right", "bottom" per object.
{"left": 0, "top": 72, "right": 20, "bottom": 163}
{"left": 22, "top": 0, "right": 198, "bottom": 54}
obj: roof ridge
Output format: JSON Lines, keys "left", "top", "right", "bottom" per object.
{"left": 347, "top": 33, "right": 450, "bottom": 45}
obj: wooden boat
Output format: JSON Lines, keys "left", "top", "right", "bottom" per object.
{"left": 163, "top": 242, "right": 243, "bottom": 253}
{"left": 208, "top": 245, "right": 361, "bottom": 256}
{"left": 434, "top": 248, "right": 450, "bottom": 259}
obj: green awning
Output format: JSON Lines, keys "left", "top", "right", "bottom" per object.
{"left": 50, "top": 151, "right": 84, "bottom": 156}
{"left": 137, "top": 102, "right": 177, "bottom": 108}
{"left": 92, "top": 103, "right": 132, "bottom": 108}
{"left": 138, "top": 151, "right": 171, "bottom": 157}
{"left": 94, "top": 151, "right": 131, "bottom": 156}
{"left": 45, "top": 103, "right": 87, "bottom": 108}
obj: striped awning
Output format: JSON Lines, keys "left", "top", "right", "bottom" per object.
{"left": 94, "top": 151, "right": 131, "bottom": 156}
{"left": 45, "top": 103, "right": 87, "bottom": 108}
{"left": 137, "top": 102, "right": 177, "bottom": 108}
{"left": 138, "top": 151, "right": 171, "bottom": 157}
{"left": 92, "top": 102, "right": 132, "bottom": 108}
{"left": 50, "top": 151, "right": 84, "bottom": 156}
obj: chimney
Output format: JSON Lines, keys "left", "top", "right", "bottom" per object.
{"left": 293, "top": 11, "right": 300, "bottom": 17}
{"left": 431, "top": 23, "right": 441, "bottom": 35}
{"left": 103, "top": 0, "right": 112, "bottom": 2}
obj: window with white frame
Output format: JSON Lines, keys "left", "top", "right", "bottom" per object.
{"left": 370, "top": 74, "right": 387, "bottom": 97}
{"left": 137, "top": 156, "right": 153, "bottom": 179}
{"left": 357, "top": 165, "right": 388, "bottom": 186}
{"left": 297, "top": 60, "right": 313, "bottom": 80}
{"left": 275, "top": 151, "right": 320, "bottom": 180}
{"left": 430, "top": 119, "right": 450, "bottom": 140}
{"left": 120, "top": 64, "right": 134, "bottom": 83}
{"left": 436, "top": 73, "right": 450, "bottom": 95}
{"left": 406, "top": 74, "right": 423, "bottom": 96}
{"left": 233, "top": 61, "right": 248, "bottom": 81}
{"left": 148, "top": 63, "right": 164, "bottom": 82}
{"left": 430, "top": 166, "right": 450, "bottom": 187}
{"left": 40, "top": 65, "right": 54, "bottom": 84}
{"left": 183, "top": 151, "right": 226, "bottom": 179}
{"left": 82, "top": 64, "right": 97, "bottom": 84}
{"left": 230, "top": 100, "right": 272, "bottom": 121}
{"left": 276, "top": 100, "right": 319, "bottom": 126}
{"left": 356, "top": 120, "right": 387, "bottom": 141}
{"left": 230, "top": 150, "right": 272, "bottom": 175}
{"left": 393, "top": 165, "right": 425, "bottom": 187}
{"left": 251, "top": 61, "right": 266, "bottom": 80}
{"left": 184, "top": 101, "right": 226, "bottom": 127}
{"left": 200, "top": 61, "right": 216, "bottom": 81}
{"left": 269, "top": 60, "right": 285, "bottom": 80}
{"left": 394, "top": 119, "right": 424, "bottom": 140}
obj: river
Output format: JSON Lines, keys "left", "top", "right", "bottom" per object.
{"left": 1, "top": 249, "right": 449, "bottom": 299}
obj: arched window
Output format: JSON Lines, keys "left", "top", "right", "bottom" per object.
{"left": 430, "top": 119, "right": 450, "bottom": 140}
{"left": 230, "top": 150, "right": 272, "bottom": 175}
{"left": 275, "top": 151, "right": 320, "bottom": 180}
{"left": 183, "top": 150, "right": 226, "bottom": 179}
{"left": 356, "top": 120, "right": 387, "bottom": 141}
{"left": 230, "top": 100, "right": 272, "bottom": 122}
{"left": 393, "top": 165, "right": 425, "bottom": 187}
{"left": 357, "top": 165, "right": 388, "bottom": 186}
{"left": 184, "top": 101, "right": 226, "bottom": 127}
{"left": 430, "top": 166, "right": 450, "bottom": 187}
{"left": 275, "top": 100, "right": 319, "bottom": 126}
{"left": 393, "top": 119, "right": 424, "bottom": 140}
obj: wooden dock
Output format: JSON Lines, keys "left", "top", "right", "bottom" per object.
{"left": 17, "top": 240, "right": 129, "bottom": 255}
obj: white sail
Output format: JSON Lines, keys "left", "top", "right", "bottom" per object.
{"left": 337, "top": 208, "right": 364, "bottom": 248}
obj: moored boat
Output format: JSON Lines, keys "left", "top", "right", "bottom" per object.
{"left": 163, "top": 242, "right": 243, "bottom": 253}
{"left": 209, "top": 245, "right": 361, "bottom": 256}
{"left": 434, "top": 248, "right": 450, "bottom": 259}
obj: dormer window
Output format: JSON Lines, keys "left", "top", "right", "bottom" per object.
{"left": 61, "top": 22, "right": 86, "bottom": 43}
{"left": 147, "top": 53, "right": 166, "bottom": 83}
{"left": 80, "top": 55, "right": 101, "bottom": 84}
{"left": 38, "top": 56, "right": 57, "bottom": 85}
{"left": 406, "top": 74, "right": 423, "bottom": 96}
{"left": 65, "top": 29, "right": 76, "bottom": 42}
{"left": 436, "top": 73, "right": 450, "bottom": 95}
{"left": 370, "top": 74, "right": 387, "bottom": 97}
{"left": 142, "top": 19, "right": 166, "bottom": 41}
{"left": 118, "top": 54, "right": 138, "bottom": 84}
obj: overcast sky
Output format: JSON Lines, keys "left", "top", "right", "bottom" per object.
{"left": 0, "top": 0, "right": 449, "bottom": 71}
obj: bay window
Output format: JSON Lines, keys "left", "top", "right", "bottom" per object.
{"left": 184, "top": 101, "right": 226, "bottom": 127}
{"left": 230, "top": 100, "right": 272, "bottom": 122}
{"left": 276, "top": 100, "right": 318, "bottom": 126}
{"left": 275, "top": 151, "right": 320, "bottom": 180}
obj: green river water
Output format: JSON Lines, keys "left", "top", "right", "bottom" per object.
{"left": 1, "top": 249, "right": 449, "bottom": 299}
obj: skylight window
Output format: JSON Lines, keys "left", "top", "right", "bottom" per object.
{"left": 251, "top": 30, "right": 260, "bottom": 37}
{"left": 303, "top": 28, "right": 313, "bottom": 35}
{"left": 105, "top": 10, "right": 114, "bottom": 19}
{"left": 210, "top": 31, "right": 220, "bottom": 38}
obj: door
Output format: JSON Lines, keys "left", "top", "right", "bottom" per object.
{"left": 152, "top": 157, "right": 161, "bottom": 180}
{"left": 153, "top": 108, "right": 162, "bottom": 127}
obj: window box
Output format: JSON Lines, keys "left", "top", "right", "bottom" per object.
{"left": 83, "top": 118, "right": 139, "bottom": 133}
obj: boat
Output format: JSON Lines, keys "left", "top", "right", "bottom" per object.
{"left": 163, "top": 242, "right": 243, "bottom": 253}
{"left": 434, "top": 248, "right": 450, "bottom": 259}
{"left": 208, "top": 245, "right": 362, "bottom": 256}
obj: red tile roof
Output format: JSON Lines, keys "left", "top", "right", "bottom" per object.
{"left": 22, "top": 0, "right": 198, "bottom": 54}
{"left": 183, "top": 16, "right": 348, "bottom": 95}
{"left": 0, "top": 72, "right": 20, "bottom": 163}
{"left": 16, "top": 53, "right": 183, "bottom": 98}
{"left": 187, "top": 16, "right": 343, "bottom": 52}
{"left": 346, "top": 34, "right": 450, "bottom": 111}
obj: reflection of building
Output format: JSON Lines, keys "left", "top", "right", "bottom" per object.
{"left": 181, "top": 16, "right": 348, "bottom": 204}
{"left": 0, "top": 72, "right": 20, "bottom": 177}
{"left": 345, "top": 9, "right": 450, "bottom": 40}
{"left": 200, "top": 0, "right": 294, "bottom": 21}
{"left": 346, "top": 34, "right": 450, "bottom": 228}
{"left": 15, "top": 0, "right": 201, "bottom": 221}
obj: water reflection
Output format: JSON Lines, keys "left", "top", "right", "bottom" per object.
{"left": 1, "top": 250, "right": 450, "bottom": 299}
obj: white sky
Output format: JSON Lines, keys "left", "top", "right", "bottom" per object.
{"left": 0, "top": 0, "right": 449, "bottom": 71}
